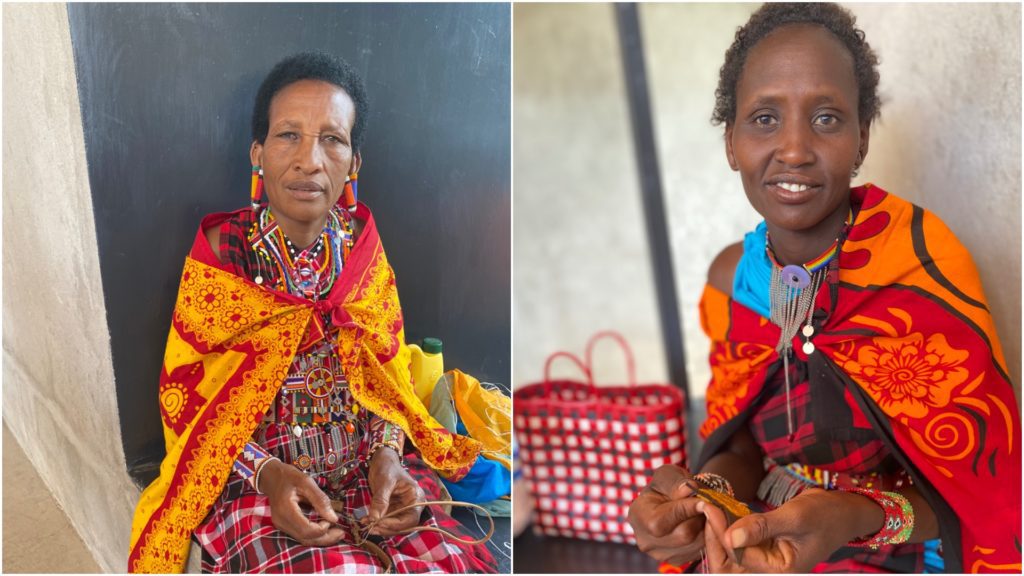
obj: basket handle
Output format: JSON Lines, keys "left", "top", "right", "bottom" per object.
{"left": 584, "top": 331, "right": 637, "bottom": 388}
{"left": 542, "top": 351, "right": 592, "bottom": 397}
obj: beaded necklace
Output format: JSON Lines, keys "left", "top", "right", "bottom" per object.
{"left": 247, "top": 206, "right": 355, "bottom": 301}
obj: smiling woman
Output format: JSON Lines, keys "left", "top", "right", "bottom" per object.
{"left": 127, "top": 52, "right": 496, "bottom": 574}
{"left": 627, "top": 3, "right": 1021, "bottom": 574}
{"left": 724, "top": 24, "right": 866, "bottom": 262}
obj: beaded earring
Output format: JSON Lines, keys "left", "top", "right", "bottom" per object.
{"left": 342, "top": 172, "right": 358, "bottom": 212}
{"left": 250, "top": 165, "right": 264, "bottom": 211}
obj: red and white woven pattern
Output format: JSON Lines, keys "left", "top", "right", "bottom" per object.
{"left": 514, "top": 333, "right": 687, "bottom": 544}
{"left": 194, "top": 455, "right": 496, "bottom": 573}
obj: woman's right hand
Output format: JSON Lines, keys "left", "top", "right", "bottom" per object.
{"left": 260, "top": 459, "right": 346, "bottom": 546}
{"left": 628, "top": 464, "right": 706, "bottom": 566}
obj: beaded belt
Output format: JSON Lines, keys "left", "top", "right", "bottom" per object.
{"left": 758, "top": 458, "right": 912, "bottom": 508}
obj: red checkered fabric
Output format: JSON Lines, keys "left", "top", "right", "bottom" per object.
{"left": 748, "top": 366, "right": 924, "bottom": 572}
{"left": 193, "top": 454, "right": 496, "bottom": 573}
{"left": 514, "top": 333, "right": 687, "bottom": 544}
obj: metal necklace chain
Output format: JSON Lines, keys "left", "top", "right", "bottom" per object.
{"left": 770, "top": 264, "right": 826, "bottom": 352}
{"left": 766, "top": 212, "right": 850, "bottom": 439}
{"left": 769, "top": 263, "right": 827, "bottom": 439}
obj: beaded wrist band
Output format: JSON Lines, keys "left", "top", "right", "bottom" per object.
{"left": 367, "top": 441, "right": 404, "bottom": 464}
{"left": 254, "top": 456, "right": 281, "bottom": 495}
{"left": 693, "top": 472, "right": 736, "bottom": 498}
{"left": 843, "top": 488, "right": 914, "bottom": 548}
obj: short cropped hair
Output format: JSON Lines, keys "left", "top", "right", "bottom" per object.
{"left": 251, "top": 51, "right": 369, "bottom": 151}
{"left": 712, "top": 3, "right": 881, "bottom": 127}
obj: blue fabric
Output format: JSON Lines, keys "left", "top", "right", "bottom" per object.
{"left": 439, "top": 419, "right": 511, "bottom": 503}
{"left": 922, "top": 539, "right": 944, "bottom": 573}
{"left": 732, "top": 221, "right": 772, "bottom": 318}
{"left": 441, "top": 454, "right": 511, "bottom": 503}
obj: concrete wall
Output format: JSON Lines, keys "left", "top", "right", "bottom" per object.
{"left": 514, "top": 4, "right": 1022, "bottom": 405}
{"left": 2, "top": 4, "right": 138, "bottom": 573}
{"left": 513, "top": 3, "right": 670, "bottom": 388}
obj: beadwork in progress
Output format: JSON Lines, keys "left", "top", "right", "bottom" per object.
{"left": 685, "top": 478, "right": 751, "bottom": 527}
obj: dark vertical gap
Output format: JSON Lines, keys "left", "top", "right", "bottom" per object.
{"left": 614, "top": 4, "right": 698, "bottom": 461}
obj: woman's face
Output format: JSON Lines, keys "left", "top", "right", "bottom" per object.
{"left": 251, "top": 79, "right": 361, "bottom": 227}
{"left": 725, "top": 24, "right": 868, "bottom": 234}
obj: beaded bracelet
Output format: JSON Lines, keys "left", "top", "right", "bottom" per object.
{"left": 254, "top": 456, "right": 281, "bottom": 495}
{"left": 367, "top": 441, "right": 404, "bottom": 464}
{"left": 693, "top": 472, "right": 736, "bottom": 498}
{"left": 842, "top": 488, "right": 914, "bottom": 548}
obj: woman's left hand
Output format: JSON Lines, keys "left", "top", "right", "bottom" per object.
{"left": 701, "top": 488, "right": 875, "bottom": 573}
{"left": 364, "top": 447, "right": 425, "bottom": 536}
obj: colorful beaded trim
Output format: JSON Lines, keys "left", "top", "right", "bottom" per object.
{"left": 758, "top": 458, "right": 912, "bottom": 508}
{"left": 247, "top": 204, "right": 354, "bottom": 300}
{"left": 765, "top": 208, "right": 853, "bottom": 273}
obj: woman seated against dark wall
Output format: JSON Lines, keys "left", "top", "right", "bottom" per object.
{"left": 628, "top": 3, "right": 1020, "bottom": 573}
{"left": 128, "top": 52, "right": 495, "bottom": 574}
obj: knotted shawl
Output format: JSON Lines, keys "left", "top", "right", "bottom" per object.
{"left": 697, "top": 184, "right": 1021, "bottom": 573}
{"left": 128, "top": 203, "right": 481, "bottom": 573}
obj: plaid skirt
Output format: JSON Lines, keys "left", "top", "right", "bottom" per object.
{"left": 194, "top": 455, "right": 497, "bottom": 573}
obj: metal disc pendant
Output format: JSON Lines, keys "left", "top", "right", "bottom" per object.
{"left": 802, "top": 341, "right": 816, "bottom": 355}
{"left": 781, "top": 265, "right": 811, "bottom": 289}
{"left": 802, "top": 324, "right": 815, "bottom": 337}
{"left": 255, "top": 275, "right": 264, "bottom": 285}
{"left": 293, "top": 425, "right": 303, "bottom": 438}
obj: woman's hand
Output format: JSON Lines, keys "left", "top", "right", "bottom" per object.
{"left": 260, "top": 459, "right": 346, "bottom": 546}
{"left": 364, "top": 447, "right": 425, "bottom": 536}
{"left": 701, "top": 488, "right": 883, "bottom": 573}
{"left": 627, "top": 464, "right": 707, "bottom": 566}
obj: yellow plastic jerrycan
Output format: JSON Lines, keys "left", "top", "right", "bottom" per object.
{"left": 409, "top": 337, "right": 444, "bottom": 407}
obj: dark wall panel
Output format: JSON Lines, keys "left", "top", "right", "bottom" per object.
{"left": 68, "top": 3, "right": 511, "bottom": 479}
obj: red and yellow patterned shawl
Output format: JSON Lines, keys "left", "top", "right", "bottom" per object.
{"left": 128, "top": 203, "right": 481, "bottom": 573}
{"left": 698, "top": 184, "right": 1021, "bottom": 572}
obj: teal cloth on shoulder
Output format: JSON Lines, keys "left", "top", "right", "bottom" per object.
{"left": 732, "top": 220, "right": 772, "bottom": 318}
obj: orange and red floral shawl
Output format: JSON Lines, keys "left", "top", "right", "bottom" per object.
{"left": 697, "top": 184, "right": 1021, "bottom": 573}
{"left": 128, "top": 203, "right": 481, "bottom": 573}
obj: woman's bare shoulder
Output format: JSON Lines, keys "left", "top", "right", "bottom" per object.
{"left": 204, "top": 225, "right": 222, "bottom": 263}
{"left": 707, "top": 241, "right": 744, "bottom": 297}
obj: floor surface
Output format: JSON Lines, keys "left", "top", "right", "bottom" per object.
{"left": 3, "top": 421, "right": 102, "bottom": 573}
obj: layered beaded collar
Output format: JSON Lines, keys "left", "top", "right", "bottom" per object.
{"left": 247, "top": 205, "right": 355, "bottom": 301}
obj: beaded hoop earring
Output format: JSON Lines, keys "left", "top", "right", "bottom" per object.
{"left": 342, "top": 172, "right": 358, "bottom": 212}
{"left": 250, "top": 165, "right": 264, "bottom": 211}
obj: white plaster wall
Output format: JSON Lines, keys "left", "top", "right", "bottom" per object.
{"left": 642, "top": 3, "right": 1022, "bottom": 401}
{"left": 2, "top": 4, "right": 139, "bottom": 572}
{"left": 513, "top": 3, "right": 670, "bottom": 389}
